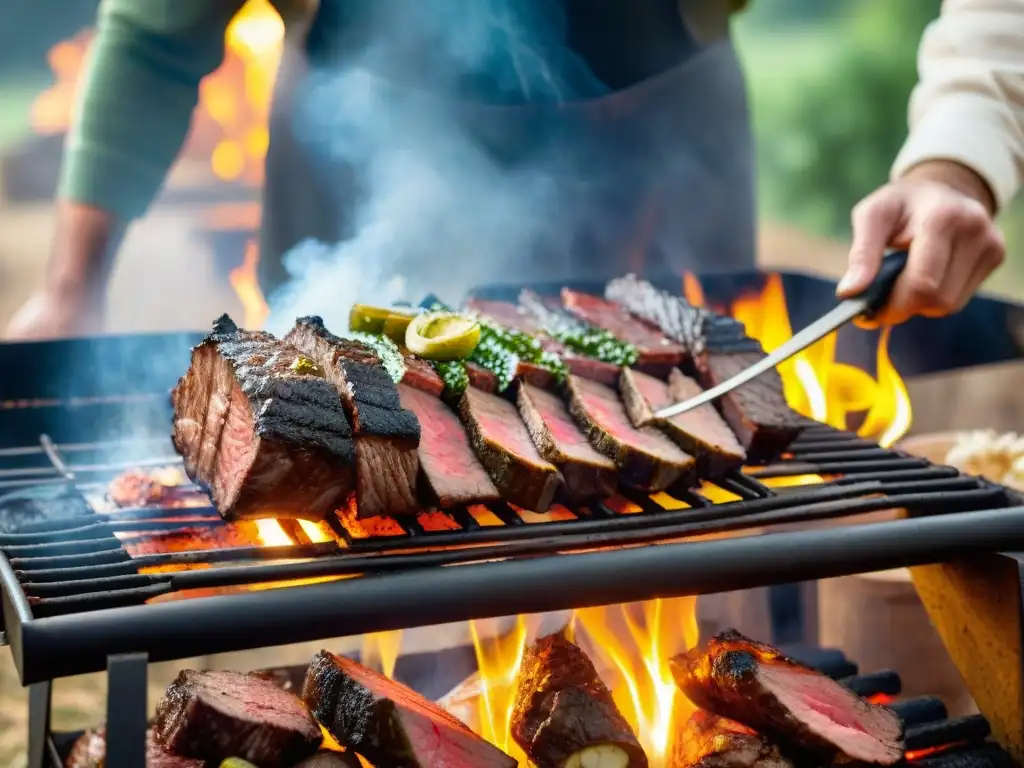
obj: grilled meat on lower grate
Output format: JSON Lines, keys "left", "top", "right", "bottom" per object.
{"left": 517, "top": 381, "right": 618, "bottom": 502}
{"left": 511, "top": 632, "right": 648, "bottom": 768}
{"left": 670, "top": 630, "right": 904, "bottom": 766}
{"left": 286, "top": 316, "right": 421, "bottom": 518}
{"left": 154, "top": 669, "right": 322, "bottom": 766}
{"left": 302, "top": 650, "right": 517, "bottom": 768}
{"left": 66, "top": 727, "right": 206, "bottom": 768}
{"left": 171, "top": 315, "right": 355, "bottom": 522}
{"left": 567, "top": 374, "right": 697, "bottom": 491}
{"left": 459, "top": 386, "right": 563, "bottom": 512}
{"left": 397, "top": 383, "right": 501, "bottom": 507}
{"left": 670, "top": 710, "right": 794, "bottom": 768}
{"left": 620, "top": 367, "right": 746, "bottom": 477}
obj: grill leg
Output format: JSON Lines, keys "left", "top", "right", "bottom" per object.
{"left": 105, "top": 652, "right": 149, "bottom": 768}
{"left": 27, "top": 681, "right": 51, "bottom": 768}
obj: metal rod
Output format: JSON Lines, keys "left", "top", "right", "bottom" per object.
{"left": 104, "top": 652, "right": 149, "bottom": 768}
{"left": 26, "top": 681, "right": 51, "bottom": 768}
{"left": 39, "top": 435, "right": 74, "bottom": 482}
{"left": 747, "top": 458, "right": 929, "bottom": 478}
{"left": 0, "top": 518, "right": 225, "bottom": 546}
{"left": 11, "top": 505, "right": 220, "bottom": 534}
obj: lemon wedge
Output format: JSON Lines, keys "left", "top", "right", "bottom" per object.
{"left": 350, "top": 304, "right": 419, "bottom": 344}
{"left": 405, "top": 312, "right": 481, "bottom": 361}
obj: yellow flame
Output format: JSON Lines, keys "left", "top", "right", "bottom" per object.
{"left": 470, "top": 616, "right": 530, "bottom": 763}
{"left": 230, "top": 239, "right": 271, "bottom": 329}
{"left": 360, "top": 630, "right": 403, "bottom": 680}
{"left": 254, "top": 519, "right": 292, "bottom": 547}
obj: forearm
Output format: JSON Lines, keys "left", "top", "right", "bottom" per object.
{"left": 891, "top": 0, "right": 1024, "bottom": 212}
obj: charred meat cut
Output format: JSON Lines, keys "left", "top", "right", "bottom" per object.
{"left": 561, "top": 289, "right": 685, "bottom": 370}
{"left": 65, "top": 727, "right": 206, "bottom": 768}
{"left": 670, "top": 630, "right": 904, "bottom": 766}
{"left": 459, "top": 386, "right": 563, "bottom": 511}
{"left": 170, "top": 315, "right": 355, "bottom": 522}
{"left": 302, "top": 649, "right": 516, "bottom": 768}
{"left": 154, "top": 669, "right": 322, "bottom": 766}
{"left": 286, "top": 316, "right": 421, "bottom": 518}
{"left": 517, "top": 382, "right": 618, "bottom": 502}
{"left": 696, "top": 353, "right": 805, "bottom": 459}
{"left": 397, "top": 383, "right": 501, "bottom": 507}
{"left": 620, "top": 368, "right": 746, "bottom": 476}
{"left": 511, "top": 632, "right": 647, "bottom": 768}
{"left": 670, "top": 711, "right": 793, "bottom": 768}
{"left": 566, "top": 375, "right": 696, "bottom": 491}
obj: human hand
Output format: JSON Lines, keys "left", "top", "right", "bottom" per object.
{"left": 837, "top": 160, "right": 1005, "bottom": 326}
{"left": 4, "top": 287, "right": 104, "bottom": 341}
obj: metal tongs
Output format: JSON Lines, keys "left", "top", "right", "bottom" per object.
{"left": 655, "top": 249, "right": 910, "bottom": 419}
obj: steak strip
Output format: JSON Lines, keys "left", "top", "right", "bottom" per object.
{"left": 670, "top": 710, "right": 794, "bottom": 768}
{"left": 286, "top": 316, "right": 421, "bottom": 518}
{"left": 65, "top": 727, "right": 206, "bottom": 768}
{"left": 171, "top": 315, "right": 355, "bottom": 522}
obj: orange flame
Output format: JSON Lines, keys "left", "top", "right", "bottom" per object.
{"left": 230, "top": 239, "right": 271, "bottom": 329}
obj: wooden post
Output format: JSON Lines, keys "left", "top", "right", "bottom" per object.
{"left": 910, "top": 554, "right": 1024, "bottom": 762}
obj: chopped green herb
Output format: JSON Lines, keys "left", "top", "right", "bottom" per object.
{"left": 431, "top": 360, "right": 469, "bottom": 398}
{"left": 347, "top": 331, "right": 407, "bottom": 383}
{"left": 550, "top": 327, "right": 639, "bottom": 367}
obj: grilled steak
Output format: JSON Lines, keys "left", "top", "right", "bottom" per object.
{"left": 670, "top": 711, "right": 793, "bottom": 768}
{"left": 697, "top": 353, "right": 805, "bottom": 459}
{"left": 459, "top": 387, "right": 563, "bottom": 511}
{"left": 399, "top": 349, "right": 446, "bottom": 397}
{"left": 561, "top": 288, "right": 685, "bottom": 370}
{"left": 670, "top": 630, "right": 904, "bottom": 766}
{"left": 302, "top": 649, "right": 517, "bottom": 768}
{"left": 517, "top": 382, "right": 617, "bottom": 502}
{"left": 171, "top": 315, "right": 355, "bottom": 521}
{"left": 511, "top": 632, "right": 647, "bottom": 768}
{"left": 566, "top": 375, "right": 696, "bottom": 491}
{"left": 397, "top": 383, "right": 500, "bottom": 507}
{"left": 65, "top": 727, "right": 206, "bottom": 768}
{"left": 465, "top": 360, "right": 500, "bottom": 392}
{"left": 295, "top": 752, "right": 364, "bottom": 768}
{"left": 154, "top": 669, "right": 322, "bottom": 766}
{"left": 286, "top": 316, "right": 420, "bottom": 518}
{"left": 620, "top": 367, "right": 746, "bottom": 476}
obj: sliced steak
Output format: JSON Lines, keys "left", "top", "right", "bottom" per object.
{"left": 65, "top": 727, "right": 206, "bottom": 768}
{"left": 561, "top": 288, "right": 685, "bottom": 370}
{"left": 465, "top": 360, "right": 500, "bottom": 393}
{"left": 171, "top": 315, "right": 354, "bottom": 521}
{"left": 397, "top": 383, "right": 500, "bottom": 507}
{"left": 696, "top": 352, "right": 805, "bottom": 459}
{"left": 511, "top": 632, "right": 647, "bottom": 768}
{"left": 286, "top": 316, "right": 420, "bottom": 518}
{"left": 517, "top": 382, "right": 617, "bottom": 502}
{"left": 619, "top": 367, "right": 746, "bottom": 476}
{"left": 670, "top": 711, "right": 793, "bottom": 768}
{"left": 459, "top": 387, "right": 562, "bottom": 511}
{"left": 303, "top": 649, "right": 517, "bottom": 768}
{"left": 154, "top": 669, "right": 322, "bottom": 766}
{"left": 565, "top": 375, "right": 696, "bottom": 491}
{"left": 670, "top": 630, "right": 904, "bottom": 766}
{"left": 399, "top": 349, "right": 446, "bottom": 397}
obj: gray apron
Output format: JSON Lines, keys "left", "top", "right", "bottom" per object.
{"left": 258, "top": 1, "right": 755, "bottom": 306}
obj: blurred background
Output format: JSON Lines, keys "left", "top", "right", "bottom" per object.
{"left": 0, "top": 0, "right": 1022, "bottom": 764}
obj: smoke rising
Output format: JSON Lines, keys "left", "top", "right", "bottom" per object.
{"left": 265, "top": 1, "right": 609, "bottom": 335}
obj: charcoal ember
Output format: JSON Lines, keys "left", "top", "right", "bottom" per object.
{"left": 517, "top": 382, "right": 618, "bottom": 502}
{"left": 154, "top": 669, "right": 322, "bottom": 766}
{"left": 65, "top": 726, "right": 206, "bottom": 768}
{"left": 670, "top": 630, "right": 904, "bottom": 766}
{"left": 696, "top": 353, "right": 805, "bottom": 459}
{"left": 566, "top": 374, "right": 696, "bottom": 491}
{"left": 171, "top": 315, "right": 355, "bottom": 522}
{"left": 286, "top": 316, "right": 421, "bottom": 518}
{"left": 459, "top": 386, "right": 562, "bottom": 512}
{"left": 669, "top": 710, "right": 793, "bottom": 768}
{"left": 302, "top": 649, "right": 516, "bottom": 768}
{"left": 0, "top": 484, "right": 91, "bottom": 534}
{"left": 620, "top": 367, "right": 746, "bottom": 477}
{"left": 397, "top": 383, "right": 500, "bottom": 507}
{"left": 511, "top": 632, "right": 647, "bottom": 768}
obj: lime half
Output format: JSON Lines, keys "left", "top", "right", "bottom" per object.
{"left": 405, "top": 312, "right": 481, "bottom": 361}
{"left": 349, "top": 304, "right": 393, "bottom": 334}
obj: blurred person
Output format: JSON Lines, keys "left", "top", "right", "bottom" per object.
{"left": 838, "top": 0, "right": 1023, "bottom": 326}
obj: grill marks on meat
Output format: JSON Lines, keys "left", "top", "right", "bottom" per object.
{"left": 561, "top": 288, "right": 685, "bottom": 370}
{"left": 620, "top": 368, "right": 746, "bottom": 476}
{"left": 397, "top": 383, "right": 500, "bottom": 507}
{"left": 171, "top": 315, "right": 355, "bottom": 521}
{"left": 511, "top": 632, "right": 648, "bottom": 768}
{"left": 670, "top": 711, "right": 794, "bottom": 768}
{"left": 302, "top": 649, "right": 517, "bottom": 768}
{"left": 154, "top": 669, "right": 322, "bottom": 766}
{"left": 566, "top": 375, "right": 696, "bottom": 491}
{"left": 670, "top": 630, "right": 904, "bottom": 766}
{"left": 697, "top": 353, "right": 805, "bottom": 459}
{"left": 286, "top": 316, "right": 420, "bottom": 518}
{"left": 459, "top": 387, "right": 562, "bottom": 512}
{"left": 65, "top": 727, "right": 206, "bottom": 768}
{"left": 517, "top": 382, "right": 617, "bottom": 502}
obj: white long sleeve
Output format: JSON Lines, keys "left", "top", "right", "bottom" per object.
{"left": 891, "top": 0, "right": 1024, "bottom": 211}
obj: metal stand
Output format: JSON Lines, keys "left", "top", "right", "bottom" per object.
{"left": 27, "top": 681, "right": 51, "bottom": 768}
